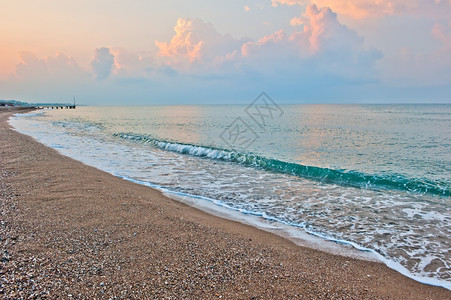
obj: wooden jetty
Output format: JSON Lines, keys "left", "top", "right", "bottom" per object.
{"left": 37, "top": 97, "right": 76, "bottom": 109}
{"left": 1, "top": 97, "right": 77, "bottom": 110}
{"left": 37, "top": 105, "right": 76, "bottom": 109}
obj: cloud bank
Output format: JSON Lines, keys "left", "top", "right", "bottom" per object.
{"left": 152, "top": 7, "right": 381, "bottom": 84}
{"left": 1, "top": 4, "right": 449, "bottom": 104}
{"left": 238, "top": 5, "right": 382, "bottom": 85}
{"left": 271, "top": 0, "right": 450, "bottom": 18}
{"left": 15, "top": 52, "right": 83, "bottom": 80}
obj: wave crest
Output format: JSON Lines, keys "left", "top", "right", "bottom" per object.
{"left": 115, "top": 132, "right": 450, "bottom": 196}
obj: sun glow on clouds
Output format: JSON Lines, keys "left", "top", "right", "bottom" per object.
{"left": 15, "top": 52, "right": 83, "bottom": 80}
{"left": 1, "top": 1, "right": 450, "bottom": 103}
{"left": 240, "top": 5, "right": 381, "bottom": 83}
{"left": 156, "top": 18, "right": 205, "bottom": 64}
{"left": 271, "top": 0, "right": 451, "bottom": 19}
{"left": 153, "top": 5, "right": 378, "bottom": 71}
{"left": 110, "top": 48, "right": 154, "bottom": 77}
{"left": 155, "top": 18, "right": 249, "bottom": 70}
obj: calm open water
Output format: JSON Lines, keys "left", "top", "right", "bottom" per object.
{"left": 10, "top": 104, "right": 450, "bottom": 289}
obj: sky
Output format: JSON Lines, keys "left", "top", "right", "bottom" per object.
{"left": 0, "top": 0, "right": 450, "bottom": 105}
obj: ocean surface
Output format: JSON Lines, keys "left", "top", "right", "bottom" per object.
{"left": 10, "top": 104, "right": 450, "bottom": 289}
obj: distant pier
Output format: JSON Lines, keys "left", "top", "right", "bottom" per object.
{"left": 1, "top": 100, "right": 77, "bottom": 109}
{"left": 37, "top": 105, "right": 76, "bottom": 109}
{"left": 37, "top": 96, "right": 77, "bottom": 109}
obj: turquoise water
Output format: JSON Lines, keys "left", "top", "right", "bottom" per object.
{"left": 10, "top": 104, "right": 451, "bottom": 288}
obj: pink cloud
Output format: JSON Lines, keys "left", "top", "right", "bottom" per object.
{"left": 110, "top": 47, "right": 154, "bottom": 76}
{"left": 156, "top": 18, "right": 204, "bottom": 64}
{"left": 244, "top": 5, "right": 366, "bottom": 55}
{"left": 16, "top": 52, "right": 83, "bottom": 80}
{"left": 302, "top": 5, "right": 334, "bottom": 52}
{"left": 155, "top": 18, "right": 248, "bottom": 69}
{"left": 241, "top": 30, "right": 302, "bottom": 59}
{"left": 16, "top": 52, "right": 46, "bottom": 79}
{"left": 271, "top": 0, "right": 450, "bottom": 19}
{"left": 240, "top": 5, "right": 381, "bottom": 80}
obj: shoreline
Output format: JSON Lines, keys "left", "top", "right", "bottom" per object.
{"left": 1, "top": 107, "right": 450, "bottom": 298}
{"left": 109, "top": 173, "right": 379, "bottom": 264}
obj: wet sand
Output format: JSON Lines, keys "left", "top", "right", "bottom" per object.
{"left": 1, "top": 107, "right": 449, "bottom": 299}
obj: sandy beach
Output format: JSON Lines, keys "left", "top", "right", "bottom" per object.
{"left": 1, "top": 108, "right": 449, "bottom": 299}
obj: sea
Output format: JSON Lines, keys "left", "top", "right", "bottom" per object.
{"left": 9, "top": 103, "right": 450, "bottom": 289}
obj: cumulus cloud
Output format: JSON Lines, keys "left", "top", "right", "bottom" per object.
{"left": 46, "top": 53, "right": 80, "bottom": 74}
{"left": 91, "top": 47, "right": 115, "bottom": 80}
{"left": 271, "top": 0, "right": 450, "bottom": 19}
{"left": 15, "top": 52, "right": 84, "bottom": 80}
{"left": 153, "top": 8, "right": 381, "bottom": 85}
{"left": 240, "top": 5, "right": 382, "bottom": 81}
{"left": 249, "top": 4, "right": 367, "bottom": 55}
{"left": 110, "top": 47, "right": 154, "bottom": 77}
{"left": 15, "top": 52, "right": 47, "bottom": 79}
{"left": 155, "top": 18, "right": 249, "bottom": 69}
{"left": 3, "top": 52, "right": 90, "bottom": 102}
